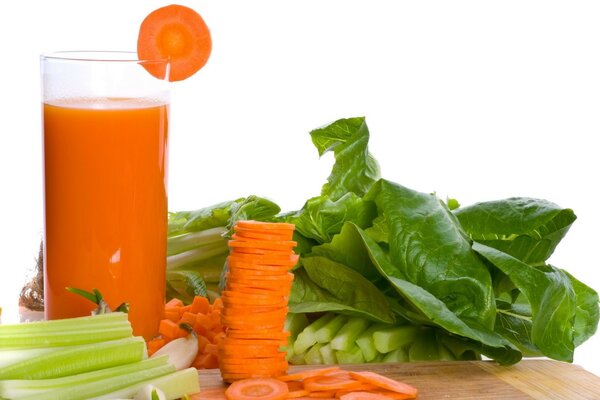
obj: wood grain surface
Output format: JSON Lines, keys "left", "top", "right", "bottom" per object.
{"left": 196, "top": 360, "right": 600, "bottom": 399}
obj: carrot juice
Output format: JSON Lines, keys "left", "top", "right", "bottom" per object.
{"left": 43, "top": 98, "right": 169, "bottom": 339}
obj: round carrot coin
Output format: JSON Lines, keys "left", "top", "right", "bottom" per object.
{"left": 137, "top": 4, "right": 212, "bottom": 81}
{"left": 225, "top": 377, "right": 290, "bottom": 399}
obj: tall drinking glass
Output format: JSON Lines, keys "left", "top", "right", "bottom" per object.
{"left": 41, "top": 51, "right": 170, "bottom": 339}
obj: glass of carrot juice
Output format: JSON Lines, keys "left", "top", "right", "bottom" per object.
{"left": 41, "top": 51, "right": 170, "bottom": 339}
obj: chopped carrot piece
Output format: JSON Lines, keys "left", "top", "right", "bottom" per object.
{"left": 191, "top": 295, "right": 210, "bottom": 314}
{"left": 338, "top": 392, "right": 390, "bottom": 400}
{"left": 278, "top": 367, "right": 342, "bottom": 382}
{"left": 137, "top": 4, "right": 212, "bottom": 81}
{"left": 225, "top": 378, "right": 289, "bottom": 400}
{"left": 163, "top": 308, "right": 180, "bottom": 322}
{"left": 347, "top": 372, "right": 417, "bottom": 397}
{"left": 303, "top": 372, "right": 364, "bottom": 392}
{"left": 179, "top": 311, "right": 197, "bottom": 326}
{"left": 165, "top": 298, "right": 184, "bottom": 309}
{"left": 146, "top": 337, "right": 166, "bottom": 356}
{"left": 197, "top": 334, "right": 211, "bottom": 353}
{"left": 158, "top": 319, "right": 186, "bottom": 340}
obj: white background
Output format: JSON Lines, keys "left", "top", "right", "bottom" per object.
{"left": 1, "top": 0, "right": 599, "bottom": 376}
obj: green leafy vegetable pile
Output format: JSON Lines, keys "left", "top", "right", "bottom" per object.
{"left": 167, "top": 116, "right": 599, "bottom": 365}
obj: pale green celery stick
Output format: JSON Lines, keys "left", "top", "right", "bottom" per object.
{"left": 437, "top": 341, "right": 456, "bottom": 361}
{"left": 167, "top": 244, "right": 228, "bottom": 270}
{"left": 373, "top": 325, "right": 419, "bottom": 354}
{"left": 0, "top": 337, "right": 147, "bottom": 380}
{"left": 330, "top": 317, "right": 370, "bottom": 351}
{"left": 0, "top": 356, "right": 170, "bottom": 398}
{"left": 0, "top": 313, "right": 128, "bottom": 336}
{"left": 8, "top": 363, "right": 175, "bottom": 400}
{"left": 318, "top": 343, "right": 337, "bottom": 364}
{"left": 408, "top": 328, "right": 439, "bottom": 361}
{"left": 167, "top": 227, "right": 227, "bottom": 256}
{"left": 0, "top": 347, "right": 58, "bottom": 369}
{"left": 293, "top": 313, "right": 335, "bottom": 354}
{"left": 285, "top": 313, "right": 311, "bottom": 338}
{"left": 355, "top": 323, "right": 389, "bottom": 362}
{"left": 315, "top": 314, "right": 347, "bottom": 344}
{"left": 0, "top": 325, "right": 133, "bottom": 349}
{"left": 382, "top": 347, "right": 409, "bottom": 363}
{"left": 91, "top": 367, "right": 200, "bottom": 400}
{"left": 288, "top": 352, "right": 307, "bottom": 365}
{"left": 335, "top": 345, "right": 365, "bottom": 364}
{"left": 304, "top": 343, "right": 324, "bottom": 365}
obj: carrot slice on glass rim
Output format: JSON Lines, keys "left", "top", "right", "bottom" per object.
{"left": 137, "top": 4, "right": 212, "bottom": 81}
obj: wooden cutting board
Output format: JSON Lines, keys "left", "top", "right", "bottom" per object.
{"left": 197, "top": 360, "right": 600, "bottom": 399}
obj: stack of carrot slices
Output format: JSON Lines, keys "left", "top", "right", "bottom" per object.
{"left": 219, "top": 220, "right": 298, "bottom": 382}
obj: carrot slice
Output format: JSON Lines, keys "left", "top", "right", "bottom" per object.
{"left": 347, "top": 371, "right": 417, "bottom": 397}
{"left": 235, "top": 220, "right": 296, "bottom": 231}
{"left": 232, "top": 229, "right": 294, "bottom": 242}
{"left": 137, "top": 4, "right": 212, "bottom": 81}
{"left": 229, "top": 239, "right": 297, "bottom": 251}
{"left": 303, "top": 372, "right": 364, "bottom": 392}
{"left": 277, "top": 367, "right": 342, "bottom": 382}
{"left": 338, "top": 392, "right": 390, "bottom": 400}
{"left": 189, "top": 386, "right": 227, "bottom": 400}
{"left": 225, "top": 378, "right": 289, "bottom": 400}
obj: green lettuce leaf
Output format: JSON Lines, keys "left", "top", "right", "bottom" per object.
{"left": 473, "top": 242, "right": 577, "bottom": 361}
{"left": 310, "top": 117, "right": 380, "bottom": 200}
{"left": 454, "top": 197, "right": 576, "bottom": 266}
{"left": 289, "top": 256, "right": 395, "bottom": 324}
{"left": 365, "top": 179, "right": 497, "bottom": 329}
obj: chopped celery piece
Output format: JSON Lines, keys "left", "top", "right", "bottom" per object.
{"left": 318, "top": 343, "right": 337, "bottom": 364}
{"left": 408, "top": 328, "right": 439, "bottom": 361}
{"left": 315, "top": 314, "right": 347, "bottom": 344}
{"left": 284, "top": 313, "right": 311, "bottom": 360}
{"left": 6, "top": 364, "right": 175, "bottom": 400}
{"left": 355, "top": 323, "right": 389, "bottom": 362}
{"left": 0, "top": 313, "right": 129, "bottom": 336}
{"left": 284, "top": 313, "right": 311, "bottom": 338}
{"left": 330, "top": 317, "right": 370, "bottom": 351}
{"left": 0, "top": 347, "right": 58, "bottom": 370}
{"left": 92, "top": 367, "right": 201, "bottom": 400}
{"left": 335, "top": 345, "right": 365, "bottom": 364}
{"left": 304, "top": 343, "right": 324, "bottom": 364}
{"left": 0, "top": 325, "right": 133, "bottom": 349}
{"left": 288, "top": 352, "right": 306, "bottom": 365}
{"left": 167, "top": 227, "right": 227, "bottom": 257}
{"left": 0, "top": 337, "right": 147, "bottom": 380}
{"left": 0, "top": 356, "right": 170, "bottom": 399}
{"left": 293, "top": 313, "right": 335, "bottom": 354}
{"left": 373, "top": 325, "right": 419, "bottom": 354}
{"left": 382, "top": 347, "right": 409, "bottom": 363}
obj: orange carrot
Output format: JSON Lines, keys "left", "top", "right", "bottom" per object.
{"left": 158, "top": 319, "right": 187, "bottom": 340}
{"left": 137, "top": 4, "right": 212, "bottom": 82}
{"left": 224, "top": 378, "right": 289, "bottom": 400}
{"left": 347, "top": 372, "right": 417, "bottom": 397}
{"left": 338, "top": 392, "right": 391, "bottom": 400}
{"left": 191, "top": 295, "right": 210, "bottom": 314}
{"left": 235, "top": 220, "right": 296, "bottom": 231}
{"left": 303, "top": 372, "right": 365, "bottom": 392}
{"left": 277, "top": 367, "right": 342, "bottom": 382}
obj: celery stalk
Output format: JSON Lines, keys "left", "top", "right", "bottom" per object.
{"left": 0, "top": 356, "right": 171, "bottom": 399}
{"left": 293, "top": 313, "right": 335, "bottom": 354}
{"left": 314, "top": 314, "right": 347, "bottom": 344}
{"left": 304, "top": 343, "right": 324, "bottom": 364}
{"left": 330, "top": 317, "right": 370, "bottom": 351}
{"left": 373, "top": 325, "right": 419, "bottom": 354}
{"left": 92, "top": 367, "right": 201, "bottom": 400}
{"left": 0, "top": 337, "right": 147, "bottom": 380}
{"left": 318, "top": 343, "right": 337, "bottom": 364}
{"left": 2, "top": 363, "right": 175, "bottom": 400}
{"left": 0, "top": 313, "right": 128, "bottom": 336}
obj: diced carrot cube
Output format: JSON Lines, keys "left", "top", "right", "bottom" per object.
{"left": 212, "top": 331, "right": 226, "bottom": 344}
{"left": 205, "top": 343, "right": 219, "bottom": 356}
{"left": 212, "top": 297, "right": 223, "bottom": 311}
{"left": 179, "top": 311, "right": 197, "bottom": 327}
{"left": 164, "top": 309, "right": 180, "bottom": 322}
{"left": 146, "top": 337, "right": 166, "bottom": 356}
{"left": 197, "top": 334, "right": 211, "bottom": 353}
{"left": 191, "top": 296, "right": 210, "bottom": 314}
{"left": 159, "top": 319, "right": 187, "bottom": 340}
{"left": 193, "top": 352, "right": 219, "bottom": 369}
{"left": 165, "top": 298, "right": 184, "bottom": 309}
{"left": 195, "top": 313, "right": 214, "bottom": 330}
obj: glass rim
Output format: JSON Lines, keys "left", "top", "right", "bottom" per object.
{"left": 40, "top": 50, "right": 169, "bottom": 64}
